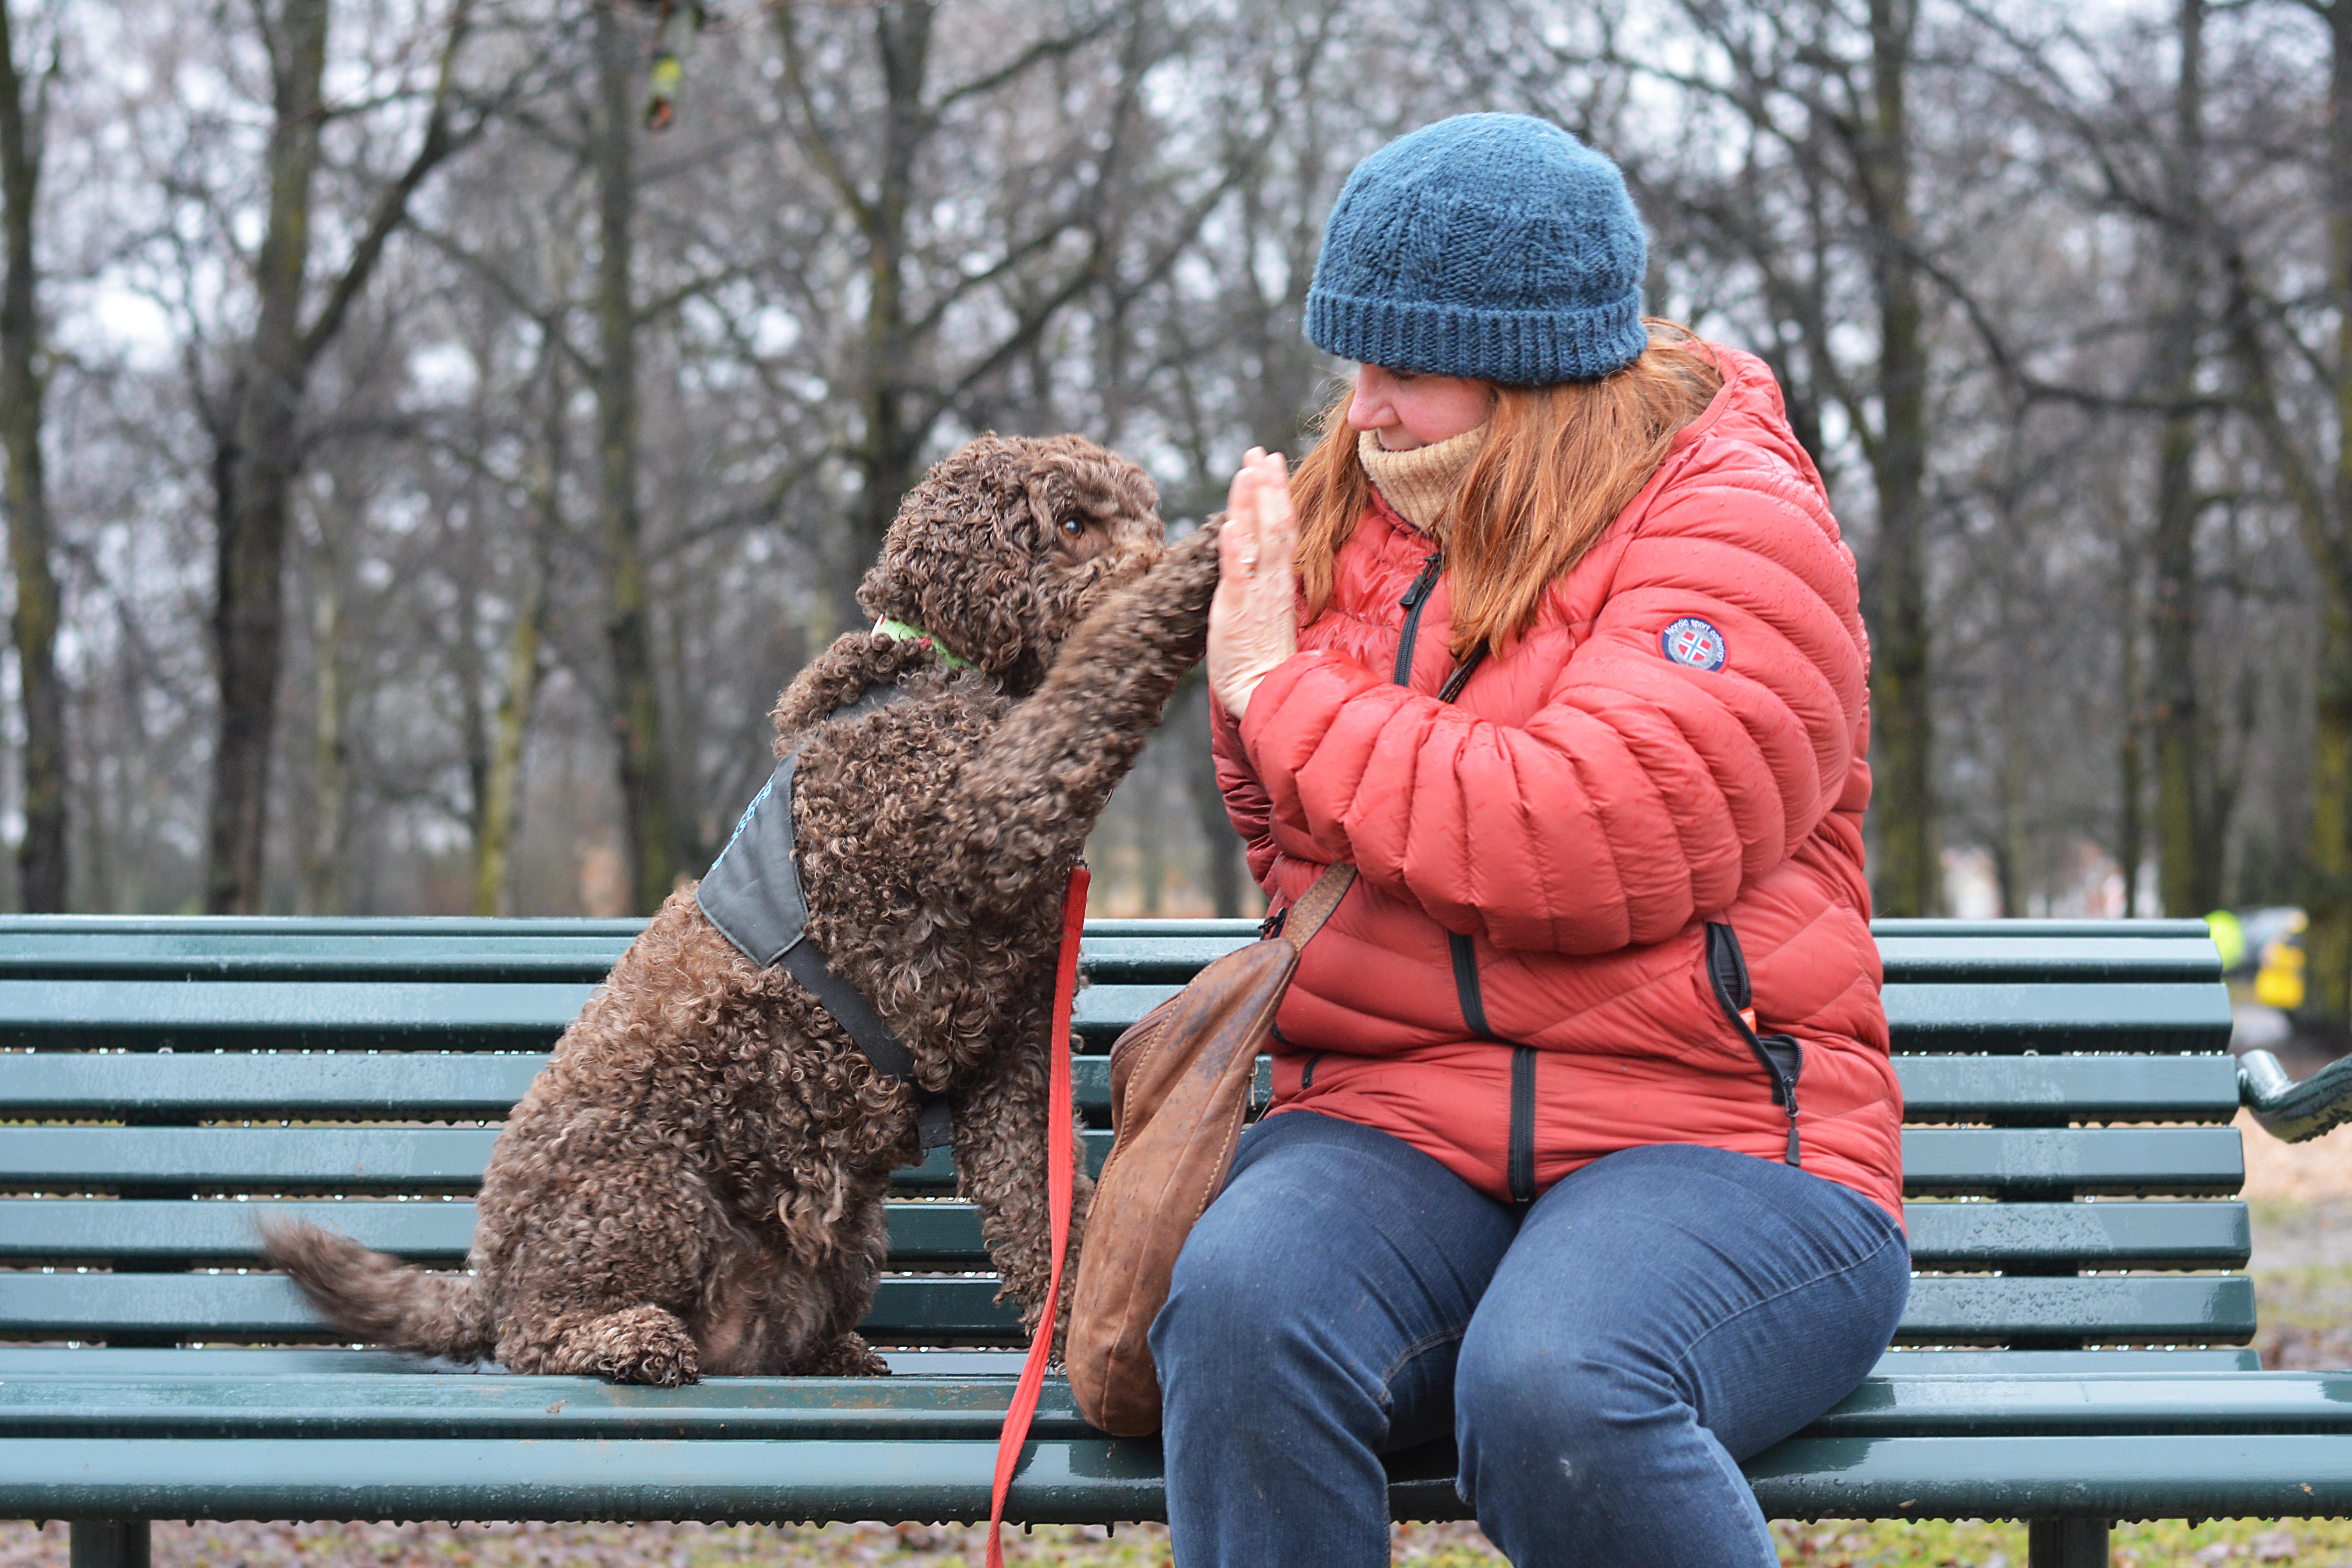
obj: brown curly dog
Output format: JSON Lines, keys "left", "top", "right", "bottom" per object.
{"left": 263, "top": 433, "right": 1222, "bottom": 1385}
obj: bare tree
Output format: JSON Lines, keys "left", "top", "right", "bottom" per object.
{"left": 200, "top": 0, "right": 477, "bottom": 913}
{"left": 0, "top": 1, "right": 60, "bottom": 909}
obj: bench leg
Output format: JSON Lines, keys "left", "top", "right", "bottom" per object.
{"left": 2027, "top": 1518, "right": 2108, "bottom": 1568}
{"left": 68, "top": 1520, "right": 149, "bottom": 1568}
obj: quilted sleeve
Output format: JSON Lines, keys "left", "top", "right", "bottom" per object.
{"left": 1211, "top": 692, "right": 1282, "bottom": 888}
{"left": 1233, "top": 452, "right": 1869, "bottom": 954}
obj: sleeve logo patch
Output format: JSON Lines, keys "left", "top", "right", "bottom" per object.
{"left": 1661, "top": 616, "right": 1728, "bottom": 672}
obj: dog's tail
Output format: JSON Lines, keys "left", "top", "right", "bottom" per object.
{"left": 260, "top": 1219, "right": 496, "bottom": 1362}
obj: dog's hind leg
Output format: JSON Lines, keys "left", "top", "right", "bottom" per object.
{"left": 475, "top": 1122, "right": 713, "bottom": 1385}
{"left": 525, "top": 1302, "right": 701, "bottom": 1386}
{"left": 800, "top": 1331, "right": 889, "bottom": 1376}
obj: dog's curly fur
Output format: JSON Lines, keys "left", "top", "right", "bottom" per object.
{"left": 263, "top": 434, "right": 1222, "bottom": 1385}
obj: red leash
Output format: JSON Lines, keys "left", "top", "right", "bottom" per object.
{"left": 985, "top": 865, "right": 1088, "bottom": 1567}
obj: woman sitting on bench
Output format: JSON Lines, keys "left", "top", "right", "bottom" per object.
{"left": 1165, "top": 112, "right": 1910, "bottom": 1568}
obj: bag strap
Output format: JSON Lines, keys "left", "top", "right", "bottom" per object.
{"left": 986, "top": 864, "right": 1089, "bottom": 1566}
{"left": 1279, "top": 862, "right": 1356, "bottom": 952}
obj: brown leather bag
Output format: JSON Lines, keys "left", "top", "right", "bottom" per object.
{"left": 1065, "top": 862, "right": 1356, "bottom": 1435}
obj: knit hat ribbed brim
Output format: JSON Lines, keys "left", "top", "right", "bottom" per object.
{"left": 1306, "top": 114, "right": 1651, "bottom": 385}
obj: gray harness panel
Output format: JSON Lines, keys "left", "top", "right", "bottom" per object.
{"left": 697, "top": 685, "right": 952, "bottom": 1148}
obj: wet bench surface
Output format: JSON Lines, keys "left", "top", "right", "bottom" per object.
{"left": 0, "top": 915, "right": 2336, "bottom": 1568}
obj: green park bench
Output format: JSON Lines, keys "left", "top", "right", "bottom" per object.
{"left": 2, "top": 912, "right": 2350, "bottom": 1568}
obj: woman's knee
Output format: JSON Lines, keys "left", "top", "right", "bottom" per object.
{"left": 1454, "top": 1318, "right": 1677, "bottom": 1468}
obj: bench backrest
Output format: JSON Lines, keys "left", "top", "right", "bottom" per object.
{"left": 0, "top": 916, "right": 2243, "bottom": 1358}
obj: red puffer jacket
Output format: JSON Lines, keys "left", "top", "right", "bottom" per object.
{"left": 1213, "top": 341, "right": 1902, "bottom": 1220}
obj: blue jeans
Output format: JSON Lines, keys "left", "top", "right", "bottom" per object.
{"left": 1150, "top": 1111, "right": 1910, "bottom": 1567}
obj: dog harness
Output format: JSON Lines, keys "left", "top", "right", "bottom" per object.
{"left": 696, "top": 682, "right": 954, "bottom": 1149}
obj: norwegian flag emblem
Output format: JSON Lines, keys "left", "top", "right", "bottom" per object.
{"left": 1660, "top": 616, "right": 1728, "bottom": 672}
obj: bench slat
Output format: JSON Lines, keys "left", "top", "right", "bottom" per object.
{"left": 0, "top": 1273, "right": 1022, "bottom": 1345}
{"left": 6, "top": 1429, "right": 2350, "bottom": 1525}
{"left": 1899, "top": 1200, "right": 2249, "bottom": 1268}
{"left": 0, "top": 1050, "right": 2247, "bottom": 1126}
{"left": 1878, "top": 983, "right": 2232, "bottom": 1052}
{"left": 1894, "top": 1055, "right": 2240, "bottom": 1123}
{"left": 0, "top": 1197, "right": 2254, "bottom": 1272}
{"left": 0, "top": 981, "right": 589, "bottom": 1051}
{"left": 0, "top": 1270, "right": 2251, "bottom": 1346}
{"left": 0, "top": 1125, "right": 2246, "bottom": 1198}
{"left": 0, "top": 916, "right": 2215, "bottom": 982}
{"left": 1081, "top": 932, "right": 2224, "bottom": 987}
{"left": 1072, "top": 983, "right": 2234, "bottom": 1054}
{"left": 0, "top": 936, "right": 634, "bottom": 983}
{"left": 1895, "top": 1276, "right": 2253, "bottom": 1344}
{"left": 0, "top": 1200, "right": 995, "bottom": 1269}
{"left": 0, "top": 1435, "right": 1177, "bottom": 1525}
{"left": 0, "top": 1127, "right": 505, "bottom": 1193}
{"left": 1, "top": 1367, "right": 2334, "bottom": 1444}
{"left": 1746, "top": 1433, "right": 2352, "bottom": 1521}
{"left": 0, "top": 1345, "right": 2266, "bottom": 1378}
{"left": 0, "top": 1052, "right": 551, "bottom": 1119}
{"left": 1900, "top": 1127, "right": 2242, "bottom": 1197}
{"left": 0, "top": 976, "right": 2233, "bottom": 1055}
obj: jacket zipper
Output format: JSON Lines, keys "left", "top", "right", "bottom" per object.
{"left": 1394, "top": 551, "right": 1444, "bottom": 687}
{"left": 1450, "top": 927, "right": 1536, "bottom": 1201}
{"left": 1507, "top": 1047, "right": 1538, "bottom": 1203}
{"left": 1401, "top": 563, "right": 1537, "bottom": 1202}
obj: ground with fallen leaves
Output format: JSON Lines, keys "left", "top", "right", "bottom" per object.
{"left": 7, "top": 1113, "right": 2351, "bottom": 1567}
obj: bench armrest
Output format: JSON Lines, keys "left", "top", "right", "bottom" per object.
{"left": 2239, "top": 1049, "right": 2352, "bottom": 1143}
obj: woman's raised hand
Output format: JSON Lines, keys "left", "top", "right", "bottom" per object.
{"left": 1207, "top": 447, "right": 1300, "bottom": 721}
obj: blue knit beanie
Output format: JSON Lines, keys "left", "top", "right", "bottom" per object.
{"left": 1305, "top": 114, "right": 1650, "bottom": 385}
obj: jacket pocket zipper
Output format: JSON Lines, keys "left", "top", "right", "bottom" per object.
{"left": 1703, "top": 922, "right": 1803, "bottom": 1166}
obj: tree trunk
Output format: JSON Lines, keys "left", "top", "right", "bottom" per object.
{"left": 593, "top": 0, "right": 675, "bottom": 914}
{"left": 205, "top": 0, "right": 330, "bottom": 915}
{"left": 473, "top": 585, "right": 544, "bottom": 916}
{"left": 2118, "top": 571, "right": 2146, "bottom": 917}
{"left": 2309, "top": 0, "right": 2352, "bottom": 1020}
{"left": 0, "top": 6, "right": 62, "bottom": 911}
{"left": 299, "top": 559, "right": 349, "bottom": 916}
{"left": 2151, "top": 0, "right": 2217, "bottom": 918}
{"left": 2313, "top": 600, "right": 2352, "bottom": 1017}
{"left": 473, "top": 357, "right": 559, "bottom": 917}
{"left": 845, "top": 3, "right": 934, "bottom": 609}
{"left": 1862, "top": 0, "right": 1936, "bottom": 916}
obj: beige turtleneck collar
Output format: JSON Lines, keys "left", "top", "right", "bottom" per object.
{"left": 1358, "top": 423, "right": 1489, "bottom": 538}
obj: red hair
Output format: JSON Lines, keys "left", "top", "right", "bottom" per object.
{"left": 1289, "top": 322, "right": 1724, "bottom": 661}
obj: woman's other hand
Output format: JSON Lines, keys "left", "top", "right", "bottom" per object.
{"left": 1208, "top": 448, "right": 1299, "bottom": 721}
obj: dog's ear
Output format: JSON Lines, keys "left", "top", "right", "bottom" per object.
{"left": 857, "top": 436, "right": 1050, "bottom": 684}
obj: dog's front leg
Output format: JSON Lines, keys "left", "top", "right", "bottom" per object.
{"left": 936, "top": 520, "right": 1224, "bottom": 921}
{"left": 949, "top": 1001, "right": 1095, "bottom": 1355}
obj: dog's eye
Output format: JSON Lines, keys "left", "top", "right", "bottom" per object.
{"left": 1059, "top": 515, "right": 1085, "bottom": 538}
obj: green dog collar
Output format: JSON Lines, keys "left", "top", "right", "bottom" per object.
{"left": 873, "top": 617, "right": 974, "bottom": 670}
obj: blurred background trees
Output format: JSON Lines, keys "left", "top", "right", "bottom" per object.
{"left": 0, "top": 0, "right": 2344, "bottom": 1004}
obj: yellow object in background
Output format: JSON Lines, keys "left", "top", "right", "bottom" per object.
{"left": 2255, "top": 909, "right": 2310, "bottom": 1011}
{"left": 2209, "top": 910, "right": 2246, "bottom": 971}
